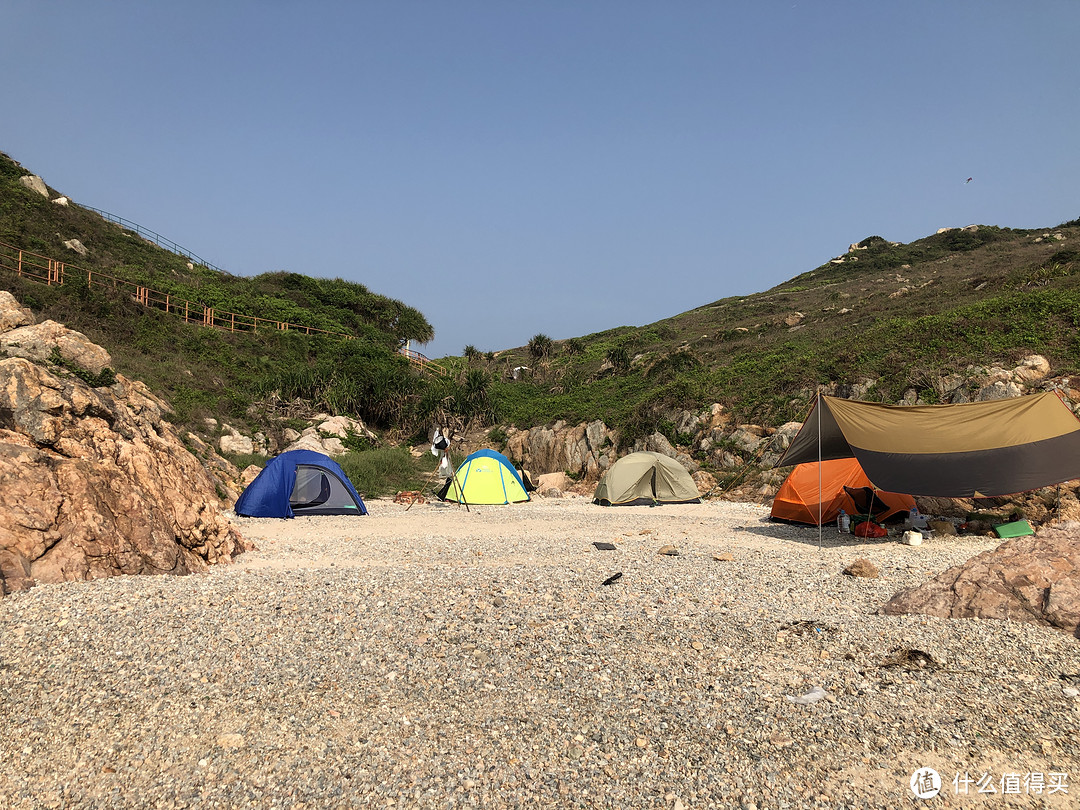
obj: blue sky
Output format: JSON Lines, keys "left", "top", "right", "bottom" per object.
{"left": 3, "top": 2, "right": 1078, "bottom": 359}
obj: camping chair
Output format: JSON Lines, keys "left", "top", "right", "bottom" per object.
{"left": 843, "top": 485, "right": 888, "bottom": 524}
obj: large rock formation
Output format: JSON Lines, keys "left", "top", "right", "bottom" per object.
{"left": 881, "top": 522, "right": 1080, "bottom": 637}
{"left": 1, "top": 318, "right": 113, "bottom": 375}
{"left": 0, "top": 294, "right": 250, "bottom": 597}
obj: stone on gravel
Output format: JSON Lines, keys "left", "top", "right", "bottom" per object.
{"left": 882, "top": 521, "right": 1080, "bottom": 635}
{"left": 843, "top": 557, "right": 880, "bottom": 578}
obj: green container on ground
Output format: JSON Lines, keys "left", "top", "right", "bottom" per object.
{"left": 993, "top": 519, "right": 1034, "bottom": 539}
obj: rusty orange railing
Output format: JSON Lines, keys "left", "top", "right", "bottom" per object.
{"left": 0, "top": 239, "right": 356, "bottom": 339}
{"left": 0, "top": 239, "right": 446, "bottom": 375}
{"left": 399, "top": 345, "right": 446, "bottom": 376}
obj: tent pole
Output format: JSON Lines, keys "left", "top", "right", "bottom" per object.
{"left": 448, "top": 451, "right": 470, "bottom": 513}
{"left": 817, "top": 392, "right": 823, "bottom": 551}
{"left": 409, "top": 452, "right": 446, "bottom": 512}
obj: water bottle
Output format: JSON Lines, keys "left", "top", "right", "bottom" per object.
{"left": 837, "top": 509, "right": 849, "bottom": 533}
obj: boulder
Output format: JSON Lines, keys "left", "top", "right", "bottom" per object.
{"left": 674, "top": 451, "right": 699, "bottom": 473}
{"left": 675, "top": 409, "right": 702, "bottom": 437}
{"left": 0, "top": 351, "right": 249, "bottom": 596}
{"left": 692, "top": 470, "right": 717, "bottom": 495}
{"left": 285, "top": 430, "right": 346, "bottom": 456}
{"left": 239, "top": 464, "right": 263, "bottom": 488}
{"left": 63, "top": 239, "right": 89, "bottom": 257}
{"left": 638, "top": 431, "right": 677, "bottom": 458}
{"left": 18, "top": 175, "right": 48, "bottom": 197}
{"left": 219, "top": 431, "right": 254, "bottom": 456}
{"left": 705, "top": 403, "right": 729, "bottom": 430}
{"left": 881, "top": 522, "right": 1080, "bottom": 636}
{"left": 727, "top": 426, "right": 765, "bottom": 454}
{"left": 537, "top": 472, "right": 571, "bottom": 492}
{"left": 252, "top": 431, "right": 270, "bottom": 456}
{"left": 1013, "top": 354, "right": 1051, "bottom": 385}
{"left": 976, "top": 380, "right": 1024, "bottom": 401}
{"left": 0, "top": 291, "right": 34, "bottom": 332}
{"left": 927, "top": 519, "right": 957, "bottom": 536}
{"left": 1, "top": 320, "right": 112, "bottom": 375}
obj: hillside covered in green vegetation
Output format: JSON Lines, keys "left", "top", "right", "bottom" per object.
{"left": 0, "top": 150, "right": 496, "bottom": 440}
{"left": 3, "top": 148, "right": 1078, "bottom": 453}
{"left": 476, "top": 220, "right": 1080, "bottom": 441}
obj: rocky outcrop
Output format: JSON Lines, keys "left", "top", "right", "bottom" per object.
{"left": 63, "top": 238, "right": 89, "bottom": 257}
{"left": 868, "top": 354, "right": 1058, "bottom": 407}
{"left": 18, "top": 175, "right": 49, "bottom": 197}
{"left": 1, "top": 319, "right": 112, "bottom": 375}
{"left": 201, "top": 411, "right": 378, "bottom": 461}
{"left": 881, "top": 522, "right": 1080, "bottom": 637}
{"left": 0, "top": 295, "right": 249, "bottom": 597}
{"left": 505, "top": 419, "right": 616, "bottom": 488}
{"left": 283, "top": 414, "right": 378, "bottom": 456}
{"left": 0, "top": 291, "right": 33, "bottom": 332}
{"left": 498, "top": 412, "right": 721, "bottom": 496}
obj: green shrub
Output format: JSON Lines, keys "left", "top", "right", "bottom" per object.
{"left": 48, "top": 347, "right": 117, "bottom": 387}
{"left": 335, "top": 446, "right": 436, "bottom": 497}
{"left": 605, "top": 345, "right": 631, "bottom": 373}
{"left": 487, "top": 426, "right": 508, "bottom": 447}
{"left": 222, "top": 452, "right": 266, "bottom": 471}
{"left": 528, "top": 333, "right": 553, "bottom": 362}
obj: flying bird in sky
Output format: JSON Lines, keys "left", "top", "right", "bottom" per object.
{"left": 965, "top": 177, "right": 973, "bottom": 184}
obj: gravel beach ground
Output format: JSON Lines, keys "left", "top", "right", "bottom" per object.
{"left": 2, "top": 496, "right": 1078, "bottom": 809}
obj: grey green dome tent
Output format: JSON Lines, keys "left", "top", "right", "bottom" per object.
{"left": 593, "top": 451, "right": 701, "bottom": 506}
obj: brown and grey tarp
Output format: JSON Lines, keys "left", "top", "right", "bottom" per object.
{"left": 776, "top": 392, "right": 1080, "bottom": 498}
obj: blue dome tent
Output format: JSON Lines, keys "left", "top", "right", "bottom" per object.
{"left": 234, "top": 449, "right": 367, "bottom": 518}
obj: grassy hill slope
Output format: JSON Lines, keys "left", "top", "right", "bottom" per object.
{"left": 476, "top": 221, "right": 1080, "bottom": 439}
{"left": 0, "top": 151, "right": 457, "bottom": 435}
{"left": 4, "top": 148, "right": 1078, "bottom": 453}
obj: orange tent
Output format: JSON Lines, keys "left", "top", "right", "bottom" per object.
{"left": 770, "top": 458, "right": 915, "bottom": 526}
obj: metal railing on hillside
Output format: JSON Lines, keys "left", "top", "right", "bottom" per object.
{"left": 81, "top": 205, "right": 226, "bottom": 273}
{"left": 0, "top": 240, "right": 353, "bottom": 338}
{"left": 0, "top": 239, "right": 446, "bottom": 374}
{"left": 400, "top": 346, "right": 447, "bottom": 376}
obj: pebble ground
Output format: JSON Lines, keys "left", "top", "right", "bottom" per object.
{"left": 2, "top": 497, "right": 1078, "bottom": 809}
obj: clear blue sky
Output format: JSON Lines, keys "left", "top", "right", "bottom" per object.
{"left": 3, "top": 2, "right": 1078, "bottom": 359}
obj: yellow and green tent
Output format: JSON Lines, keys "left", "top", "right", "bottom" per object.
{"left": 440, "top": 449, "right": 531, "bottom": 505}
